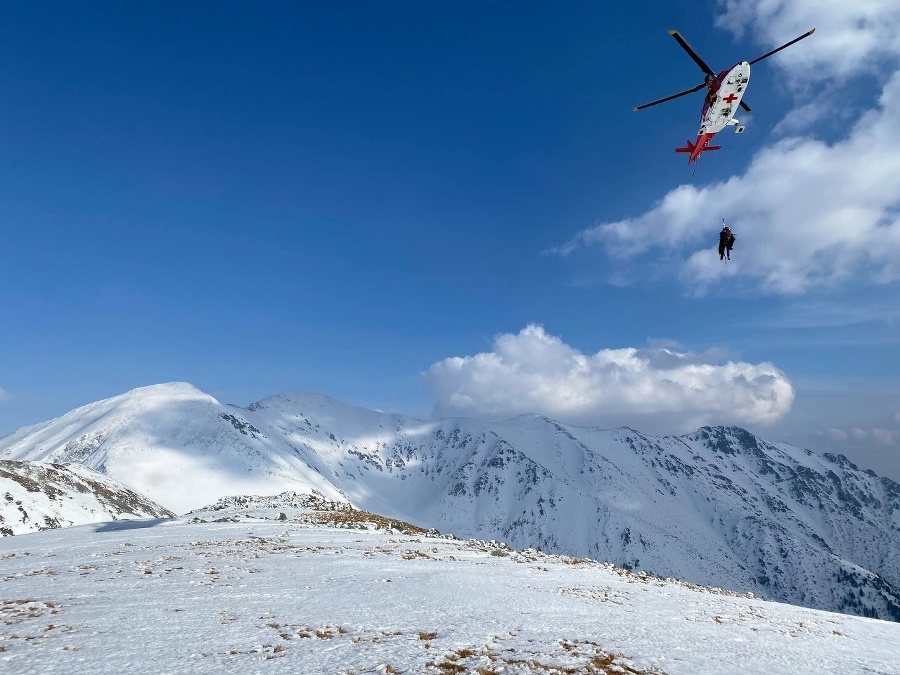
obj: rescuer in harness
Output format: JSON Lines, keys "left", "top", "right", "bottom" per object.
{"left": 719, "top": 222, "right": 735, "bottom": 261}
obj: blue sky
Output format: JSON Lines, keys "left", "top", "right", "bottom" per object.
{"left": 2, "top": 2, "right": 899, "bottom": 479}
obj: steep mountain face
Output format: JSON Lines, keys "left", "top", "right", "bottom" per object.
{"left": 1, "top": 382, "right": 899, "bottom": 620}
{"left": 0, "top": 460, "right": 174, "bottom": 535}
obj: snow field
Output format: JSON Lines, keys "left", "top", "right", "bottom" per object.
{"left": 1, "top": 511, "right": 898, "bottom": 674}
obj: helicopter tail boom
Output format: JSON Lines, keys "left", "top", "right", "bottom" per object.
{"left": 675, "top": 135, "right": 721, "bottom": 164}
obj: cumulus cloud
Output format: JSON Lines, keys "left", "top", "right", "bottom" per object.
{"left": 829, "top": 425, "right": 899, "bottom": 447}
{"left": 718, "top": 0, "right": 900, "bottom": 135}
{"left": 871, "top": 428, "right": 897, "bottom": 445}
{"left": 422, "top": 325, "right": 794, "bottom": 433}
{"left": 780, "top": 391, "right": 900, "bottom": 480}
{"left": 555, "top": 69, "right": 900, "bottom": 295}
{"left": 716, "top": 0, "right": 900, "bottom": 81}
{"left": 825, "top": 428, "right": 849, "bottom": 442}
{"left": 771, "top": 90, "right": 846, "bottom": 135}
{"left": 553, "top": 1, "right": 900, "bottom": 297}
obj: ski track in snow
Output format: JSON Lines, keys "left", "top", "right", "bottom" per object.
{"left": 1, "top": 512, "right": 898, "bottom": 675}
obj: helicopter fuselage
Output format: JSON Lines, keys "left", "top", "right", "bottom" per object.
{"left": 634, "top": 27, "right": 814, "bottom": 167}
{"left": 677, "top": 62, "right": 751, "bottom": 165}
{"left": 700, "top": 62, "right": 750, "bottom": 135}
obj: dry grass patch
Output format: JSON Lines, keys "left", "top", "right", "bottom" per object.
{"left": 402, "top": 549, "right": 435, "bottom": 560}
{"left": 5, "top": 567, "right": 56, "bottom": 580}
{"left": 503, "top": 659, "right": 579, "bottom": 674}
{"left": 310, "top": 508, "right": 430, "bottom": 535}
{"left": 563, "top": 557, "right": 593, "bottom": 565}
{"left": 426, "top": 660, "right": 467, "bottom": 673}
{"left": 418, "top": 631, "right": 438, "bottom": 641}
{"left": 432, "top": 638, "right": 664, "bottom": 675}
{"left": 590, "top": 653, "right": 653, "bottom": 674}
{"left": 1, "top": 599, "right": 59, "bottom": 624}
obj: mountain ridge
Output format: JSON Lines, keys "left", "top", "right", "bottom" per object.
{"left": 1, "top": 382, "right": 898, "bottom": 620}
{"left": 0, "top": 460, "right": 174, "bottom": 535}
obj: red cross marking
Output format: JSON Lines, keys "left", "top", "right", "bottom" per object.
{"left": 722, "top": 93, "right": 738, "bottom": 104}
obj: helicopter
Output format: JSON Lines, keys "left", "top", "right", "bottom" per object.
{"left": 634, "top": 28, "right": 816, "bottom": 166}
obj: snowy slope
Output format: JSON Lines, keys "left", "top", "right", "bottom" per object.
{"left": 0, "top": 383, "right": 349, "bottom": 513}
{"left": 0, "top": 498, "right": 898, "bottom": 675}
{"left": 0, "top": 460, "right": 173, "bottom": 535}
{"left": 2, "top": 383, "right": 899, "bottom": 621}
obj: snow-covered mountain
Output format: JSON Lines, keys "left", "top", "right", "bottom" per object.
{"left": 2, "top": 382, "right": 899, "bottom": 621}
{"left": 2, "top": 496, "right": 899, "bottom": 675}
{"left": 0, "top": 460, "right": 174, "bottom": 535}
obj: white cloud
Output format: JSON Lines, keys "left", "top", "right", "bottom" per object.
{"left": 554, "top": 1, "right": 900, "bottom": 297}
{"left": 716, "top": 0, "right": 900, "bottom": 82}
{"left": 871, "top": 428, "right": 897, "bottom": 445}
{"left": 715, "top": 0, "right": 900, "bottom": 139}
{"left": 770, "top": 391, "right": 900, "bottom": 480}
{"left": 422, "top": 325, "right": 794, "bottom": 433}
{"left": 818, "top": 424, "right": 898, "bottom": 448}
{"left": 771, "top": 90, "right": 845, "bottom": 136}
{"left": 555, "top": 70, "right": 900, "bottom": 296}
{"left": 752, "top": 292, "right": 900, "bottom": 330}
{"left": 825, "top": 428, "right": 849, "bottom": 442}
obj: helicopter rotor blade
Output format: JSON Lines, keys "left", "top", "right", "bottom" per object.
{"left": 740, "top": 100, "right": 752, "bottom": 113}
{"left": 748, "top": 28, "right": 816, "bottom": 66}
{"left": 668, "top": 30, "right": 716, "bottom": 77}
{"left": 634, "top": 82, "right": 706, "bottom": 111}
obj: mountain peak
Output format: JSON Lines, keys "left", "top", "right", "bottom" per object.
{"left": 249, "top": 390, "right": 351, "bottom": 411}
{"left": 2, "top": 386, "right": 899, "bottom": 621}
{"left": 120, "top": 381, "right": 217, "bottom": 403}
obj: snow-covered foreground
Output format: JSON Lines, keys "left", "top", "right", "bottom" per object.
{"left": 5, "top": 383, "right": 900, "bottom": 622}
{"left": 1, "top": 507, "right": 898, "bottom": 674}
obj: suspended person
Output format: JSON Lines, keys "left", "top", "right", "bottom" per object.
{"left": 718, "top": 223, "right": 735, "bottom": 260}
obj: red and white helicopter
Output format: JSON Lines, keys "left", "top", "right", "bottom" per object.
{"left": 635, "top": 28, "right": 815, "bottom": 166}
